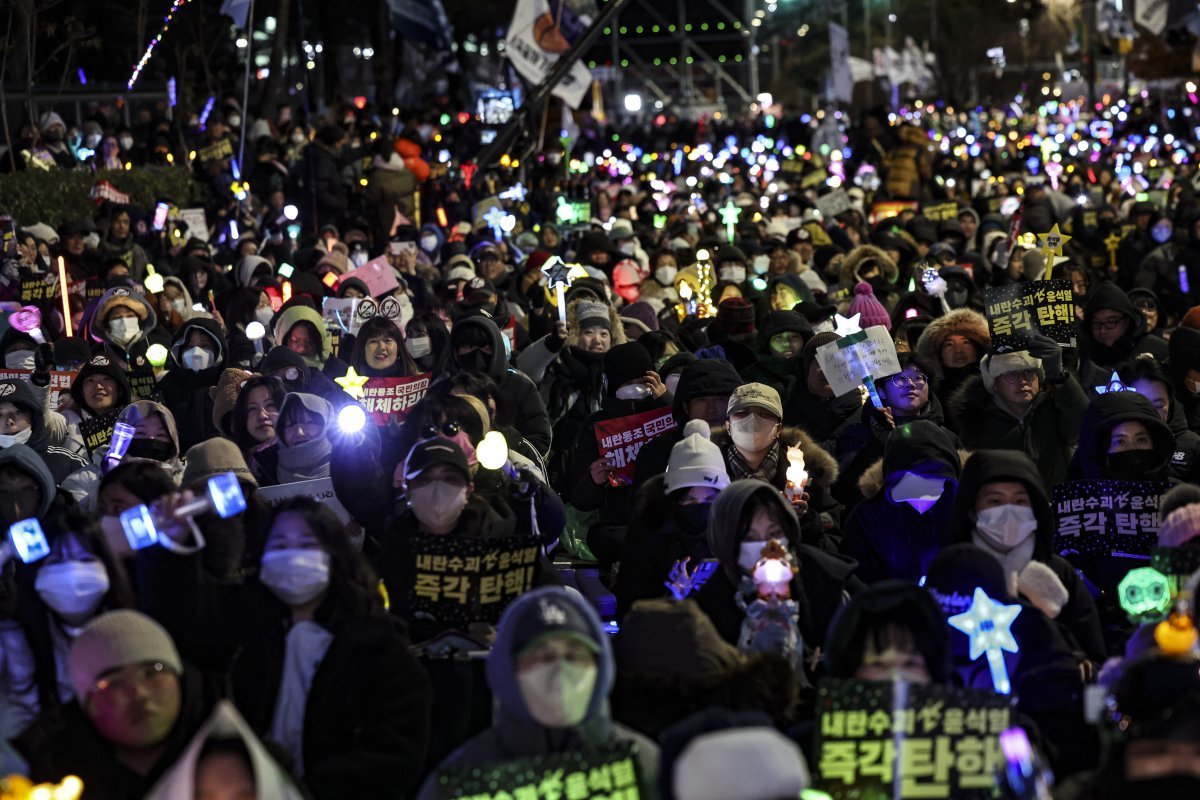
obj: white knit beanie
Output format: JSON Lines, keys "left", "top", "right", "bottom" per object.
{"left": 980, "top": 350, "right": 1044, "bottom": 394}
{"left": 664, "top": 419, "right": 730, "bottom": 494}
{"left": 70, "top": 610, "right": 183, "bottom": 702}
{"left": 673, "top": 726, "right": 810, "bottom": 800}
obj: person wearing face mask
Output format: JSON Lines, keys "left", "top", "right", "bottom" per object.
{"left": 0, "top": 379, "right": 87, "bottom": 485}
{"left": 90, "top": 284, "right": 163, "bottom": 373}
{"left": 609, "top": 220, "right": 649, "bottom": 270}
{"left": 840, "top": 420, "right": 963, "bottom": 584}
{"left": 1168, "top": 306, "right": 1200, "bottom": 432}
{"left": 566, "top": 343, "right": 670, "bottom": 566}
{"left": 1066, "top": 389, "right": 1176, "bottom": 485}
{"left": 616, "top": 419, "right": 730, "bottom": 618}
{"left": 1114, "top": 200, "right": 1159, "bottom": 288}
{"left": 405, "top": 312, "right": 450, "bottom": 375}
{"left": 115, "top": 400, "right": 186, "bottom": 483}
{"left": 637, "top": 249, "right": 681, "bottom": 312}
{"left": 1120, "top": 358, "right": 1200, "bottom": 484}
{"left": 35, "top": 111, "right": 77, "bottom": 169}
{"left": 416, "top": 586, "right": 659, "bottom": 800}
{"left": 692, "top": 480, "right": 857, "bottom": 659}
{"left": 949, "top": 450, "right": 1105, "bottom": 664}
{"left": 151, "top": 276, "right": 196, "bottom": 339}
{"left": 157, "top": 319, "right": 228, "bottom": 453}
{"left": 138, "top": 497, "right": 432, "bottom": 798}
{"left": 1078, "top": 283, "right": 1169, "bottom": 392}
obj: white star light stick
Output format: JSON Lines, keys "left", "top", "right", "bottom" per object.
{"left": 948, "top": 587, "right": 1022, "bottom": 695}
{"left": 541, "top": 257, "right": 573, "bottom": 324}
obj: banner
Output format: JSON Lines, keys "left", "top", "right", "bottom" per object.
{"left": 1052, "top": 479, "right": 1168, "bottom": 559}
{"left": 196, "top": 139, "right": 233, "bottom": 164}
{"left": 408, "top": 534, "right": 541, "bottom": 627}
{"left": 815, "top": 326, "right": 901, "bottom": 397}
{"left": 18, "top": 272, "right": 55, "bottom": 303}
{"left": 1134, "top": 0, "right": 1169, "bottom": 34}
{"left": 256, "top": 477, "right": 352, "bottom": 524}
{"left": 922, "top": 201, "right": 958, "bottom": 222}
{"left": 80, "top": 411, "right": 121, "bottom": 457}
{"left": 870, "top": 200, "right": 920, "bottom": 226}
{"left": 593, "top": 406, "right": 678, "bottom": 486}
{"left": 321, "top": 298, "right": 365, "bottom": 335}
{"left": 829, "top": 23, "right": 853, "bottom": 103}
{"left": 505, "top": 0, "right": 594, "bottom": 109}
{"left": 982, "top": 279, "right": 1078, "bottom": 350}
{"left": 361, "top": 374, "right": 430, "bottom": 425}
{"left": 0, "top": 369, "right": 75, "bottom": 411}
{"left": 127, "top": 363, "right": 159, "bottom": 401}
{"left": 438, "top": 741, "right": 642, "bottom": 800}
{"left": 815, "top": 679, "right": 1011, "bottom": 799}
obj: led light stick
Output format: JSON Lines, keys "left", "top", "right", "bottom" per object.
{"left": 245, "top": 320, "right": 266, "bottom": 359}
{"left": 127, "top": 0, "right": 196, "bottom": 89}
{"left": 719, "top": 200, "right": 741, "bottom": 243}
{"left": 119, "top": 473, "right": 245, "bottom": 551}
{"left": 1180, "top": 265, "right": 1191, "bottom": 296}
{"left": 335, "top": 366, "right": 369, "bottom": 400}
{"left": 784, "top": 445, "right": 807, "bottom": 504}
{"left": 1119, "top": 566, "right": 1173, "bottom": 623}
{"left": 541, "top": 256, "right": 572, "bottom": 324}
{"left": 921, "top": 266, "right": 952, "bottom": 315}
{"left": 1094, "top": 371, "right": 1131, "bottom": 395}
{"left": 947, "top": 586, "right": 1021, "bottom": 694}
{"left": 482, "top": 205, "right": 508, "bottom": 242}
{"left": 337, "top": 403, "right": 367, "bottom": 435}
{"left": 4, "top": 518, "right": 51, "bottom": 565}
{"left": 57, "top": 257, "right": 72, "bottom": 336}
{"left": 144, "top": 263, "right": 165, "bottom": 294}
{"left": 1036, "top": 224, "right": 1070, "bottom": 279}
{"left": 9, "top": 306, "right": 45, "bottom": 344}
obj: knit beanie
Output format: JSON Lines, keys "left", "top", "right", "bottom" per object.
{"left": 664, "top": 419, "right": 730, "bottom": 494}
{"left": 604, "top": 342, "right": 654, "bottom": 394}
{"left": 979, "top": 351, "right": 1044, "bottom": 394}
{"left": 70, "top": 610, "right": 183, "bottom": 702}
{"left": 1181, "top": 306, "right": 1200, "bottom": 330}
{"left": 1158, "top": 484, "right": 1200, "bottom": 547}
{"left": 620, "top": 301, "right": 660, "bottom": 335}
{"left": 180, "top": 438, "right": 258, "bottom": 491}
{"left": 575, "top": 299, "right": 612, "bottom": 332}
{"left": 714, "top": 297, "right": 756, "bottom": 336}
{"left": 847, "top": 282, "right": 891, "bottom": 331}
{"left": 801, "top": 331, "right": 839, "bottom": 374}
{"left": 210, "top": 368, "right": 253, "bottom": 436}
{"left": 672, "top": 727, "right": 810, "bottom": 800}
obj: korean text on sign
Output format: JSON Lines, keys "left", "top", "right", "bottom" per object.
{"left": 361, "top": 374, "right": 430, "bottom": 425}
{"left": 438, "top": 741, "right": 643, "bottom": 800}
{"left": 1052, "top": 478, "right": 1168, "bottom": 559}
{"left": 982, "top": 279, "right": 1078, "bottom": 349}
{"left": 593, "top": 407, "right": 679, "bottom": 486}
{"left": 409, "top": 534, "right": 541, "bottom": 627}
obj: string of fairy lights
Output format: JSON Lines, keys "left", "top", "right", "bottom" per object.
{"left": 127, "top": 0, "right": 195, "bottom": 90}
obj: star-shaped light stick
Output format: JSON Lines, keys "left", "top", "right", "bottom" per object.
{"left": 541, "top": 256, "right": 573, "bottom": 324}
{"left": 719, "top": 200, "right": 741, "bottom": 244}
{"left": 1094, "top": 371, "right": 1131, "bottom": 395}
{"left": 1037, "top": 223, "right": 1071, "bottom": 279}
{"left": 1104, "top": 232, "right": 1122, "bottom": 273}
{"left": 832, "top": 312, "right": 861, "bottom": 337}
{"left": 948, "top": 587, "right": 1022, "bottom": 695}
{"left": 482, "top": 205, "right": 508, "bottom": 242}
{"left": 335, "top": 366, "right": 369, "bottom": 400}
{"left": 832, "top": 313, "right": 884, "bottom": 409}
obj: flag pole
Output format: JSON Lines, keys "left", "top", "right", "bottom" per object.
{"left": 236, "top": 0, "right": 257, "bottom": 180}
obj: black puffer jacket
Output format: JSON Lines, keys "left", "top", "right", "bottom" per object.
{"left": 1065, "top": 390, "right": 1176, "bottom": 483}
{"left": 1078, "top": 282, "right": 1169, "bottom": 388}
{"left": 156, "top": 318, "right": 228, "bottom": 452}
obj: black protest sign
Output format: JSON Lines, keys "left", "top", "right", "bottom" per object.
{"left": 80, "top": 411, "right": 121, "bottom": 457}
{"left": 18, "top": 272, "right": 54, "bottom": 303}
{"left": 408, "top": 534, "right": 540, "bottom": 627}
{"left": 815, "top": 679, "right": 1012, "bottom": 799}
{"left": 982, "top": 279, "right": 1077, "bottom": 351}
{"left": 196, "top": 138, "right": 233, "bottom": 163}
{"left": 922, "top": 201, "right": 958, "bottom": 222}
{"left": 1052, "top": 479, "right": 1168, "bottom": 559}
{"left": 438, "top": 741, "right": 643, "bottom": 800}
{"left": 127, "top": 362, "right": 159, "bottom": 401}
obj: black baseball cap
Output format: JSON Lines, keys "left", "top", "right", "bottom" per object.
{"left": 403, "top": 438, "right": 469, "bottom": 481}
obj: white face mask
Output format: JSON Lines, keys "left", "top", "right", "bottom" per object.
{"left": 1186, "top": 376, "right": 1200, "bottom": 397}
{"left": 350, "top": 250, "right": 368, "bottom": 268}
{"left": 974, "top": 504, "right": 1039, "bottom": 553}
{"left": 255, "top": 306, "right": 275, "bottom": 327}
{"left": 409, "top": 482, "right": 469, "bottom": 533}
{"left": 420, "top": 234, "right": 439, "bottom": 252}
{"left": 889, "top": 473, "right": 946, "bottom": 514}
{"left": 4, "top": 352, "right": 34, "bottom": 371}
{"left": 108, "top": 316, "right": 141, "bottom": 345}
{"left": 35, "top": 561, "right": 110, "bottom": 622}
{"left": 170, "top": 298, "right": 187, "bottom": 315}
{"left": 119, "top": 136, "right": 134, "bottom": 150}
{"left": 729, "top": 414, "right": 779, "bottom": 453}
{"left": 406, "top": 336, "right": 432, "bottom": 359}
{"left": 615, "top": 383, "right": 652, "bottom": 401}
{"left": 182, "top": 347, "right": 213, "bottom": 371}
{"left": 618, "top": 241, "right": 636, "bottom": 256}
{"left": 655, "top": 265, "right": 678, "bottom": 286}
{"left": 259, "top": 549, "right": 331, "bottom": 606}
{"left": 227, "top": 114, "right": 241, "bottom": 128}
{"left": 0, "top": 428, "right": 32, "bottom": 448}
{"left": 738, "top": 540, "right": 768, "bottom": 572}
{"left": 718, "top": 265, "right": 746, "bottom": 284}
{"left": 291, "top": 133, "right": 307, "bottom": 146}
{"left": 517, "top": 660, "right": 598, "bottom": 728}
{"left": 752, "top": 255, "right": 771, "bottom": 275}
{"left": 664, "top": 372, "right": 682, "bottom": 396}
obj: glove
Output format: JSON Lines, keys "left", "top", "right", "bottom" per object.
{"left": 1026, "top": 332, "right": 1063, "bottom": 379}
{"left": 1018, "top": 561, "right": 1069, "bottom": 619}
{"left": 30, "top": 342, "right": 54, "bottom": 388}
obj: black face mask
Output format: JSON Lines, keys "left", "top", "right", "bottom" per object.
{"left": 868, "top": 275, "right": 893, "bottom": 295}
{"left": 1107, "top": 449, "right": 1159, "bottom": 480}
{"left": 43, "top": 129, "right": 64, "bottom": 144}
{"left": 674, "top": 502, "right": 712, "bottom": 535}
{"left": 946, "top": 288, "right": 970, "bottom": 308}
{"left": 126, "top": 437, "right": 175, "bottom": 462}
{"left": 457, "top": 350, "right": 490, "bottom": 374}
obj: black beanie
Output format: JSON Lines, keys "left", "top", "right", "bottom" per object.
{"left": 604, "top": 342, "right": 654, "bottom": 395}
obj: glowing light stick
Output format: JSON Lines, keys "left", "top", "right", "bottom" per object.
{"left": 1094, "top": 371, "right": 1131, "bottom": 395}
{"left": 947, "top": 587, "right": 1021, "bottom": 694}
{"left": 1104, "top": 232, "right": 1122, "bottom": 272}
{"left": 120, "top": 473, "right": 246, "bottom": 551}
{"left": 719, "top": 200, "right": 741, "bottom": 243}
{"left": 1180, "top": 265, "right": 1191, "bottom": 296}
{"left": 146, "top": 344, "right": 169, "bottom": 370}
{"left": 57, "top": 257, "right": 72, "bottom": 336}
{"left": 245, "top": 321, "right": 266, "bottom": 358}
{"left": 9, "top": 306, "right": 45, "bottom": 344}
{"left": 128, "top": 0, "right": 195, "bottom": 90}
{"left": 921, "top": 266, "right": 951, "bottom": 315}
{"left": 337, "top": 403, "right": 367, "bottom": 434}
{"left": 1036, "top": 224, "right": 1070, "bottom": 279}
{"left": 785, "top": 445, "right": 808, "bottom": 504}
{"left": 334, "top": 366, "right": 369, "bottom": 400}
{"left": 541, "top": 256, "right": 572, "bottom": 324}
{"left": 482, "top": 205, "right": 508, "bottom": 242}
{"left": 1119, "top": 566, "right": 1173, "bottom": 623}
{"left": 4, "top": 518, "right": 51, "bottom": 565}
{"left": 144, "top": 263, "right": 165, "bottom": 294}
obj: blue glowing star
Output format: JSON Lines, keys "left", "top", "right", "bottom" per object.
{"left": 1094, "top": 371, "right": 1131, "bottom": 395}
{"left": 947, "top": 587, "right": 1021, "bottom": 695}
{"left": 482, "top": 205, "right": 508, "bottom": 241}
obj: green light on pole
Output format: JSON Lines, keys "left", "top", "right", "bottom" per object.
{"left": 720, "top": 200, "right": 741, "bottom": 243}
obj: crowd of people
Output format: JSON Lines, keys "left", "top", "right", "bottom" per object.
{"left": 2, "top": 87, "right": 1200, "bottom": 798}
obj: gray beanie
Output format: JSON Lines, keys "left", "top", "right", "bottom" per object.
{"left": 979, "top": 351, "right": 1044, "bottom": 394}
{"left": 70, "top": 610, "right": 183, "bottom": 702}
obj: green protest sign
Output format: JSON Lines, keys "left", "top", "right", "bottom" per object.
{"left": 438, "top": 741, "right": 643, "bottom": 800}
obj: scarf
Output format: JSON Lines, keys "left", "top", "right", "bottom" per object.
{"left": 276, "top": 436, "right": 332, "bottom": 483}
{"left": 724, "top": 438, "right": 780, "bottom": 483}
{"left": 971, "top": 530, "right": 1036, "bottom": 598}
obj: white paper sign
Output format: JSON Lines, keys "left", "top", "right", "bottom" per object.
{"left": 255, "top": 477, "right": 351, "bottom": 524}
{"left": 322, "top": 298, "right": 363, "bottom": 335}
{"left": 179, "top": 208, "right": 210, "bottom": 242}
{"left": 816, "top": 189, "right": 853, "bottom": 220}
{"left": 815, "top": 326, "right": 901, "bottom": 397}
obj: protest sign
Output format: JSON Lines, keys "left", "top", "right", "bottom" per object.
{"left": 127, "top": 362, "right": 159, "bottom": 401}
{"left": 1052, "top": 479, "right": 1168, "bottom": 559}
{"left": 815, "top": 679, "right": 1012, "bottom": 799}
{"left": 801, "top": 169, "right": 828, "bottom": 189}
{"left": 196, "top": 138, "right": 233, "bottom": 163}
{"left": 18, "top": 273, "right": 54, "bottom": 303}
{"left": 0, "top": 370, "right": 75, "bottom": 411}
{"left": 321, "top": 298, "right": 363, "bottom": 335}
{"left": 922, "top": 200, "right": 959, "bottom": 222}
{"left": 80, "top": 411, "right": 122, "bottom": 457}
{"left": 982, "top": 279, "right": 1078, "bottom": 350}
{"left": 179, "top": 208, "right": 210, "bottom": 242}
{"left": 815, "top": 326, "right": 901, "bottom": 397}
{"left": 593, "top": 406, "right": 678, "bottom": 486}
{"left": 438, "top": 741, "right": 643, "bottom": 800}
{"left": 361, "top": 374, "right": 430, "bottom": 425}
{"left": 256, "top": 477, "right": 352, "bottom": 524}
{"left": 408, "top": 534, "right": 541, "bottom": 627}
{"left": 505, "top": 0, "right": 593, "bottom": 108}
{"left": 816, "top": 189, "right": 853, "bottom": 220}
{"left": 341, "top": 256, "right": 400, "bottom": 298}
{"left": 869, "top": 200, "right": 920, "bottom": 225}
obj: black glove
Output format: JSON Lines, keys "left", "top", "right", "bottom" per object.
{"left": 1026, "top": 332, "right": 1063, "bottom": 379}
{"left": 30, "top": 342, "right": 54, "bottom": 388}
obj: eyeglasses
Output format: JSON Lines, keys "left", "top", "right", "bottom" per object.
{"left": 89, "top": 661, "right": 172, "bottom": 703}
{"left": 886, "top": 373, "right": 928, "bottom": 389}
{"left": 422, "top": 420, "right": 461, "bottom": 439}
{"left": 1091, "top": 317, "right": 1126, "bottom": 332}
{"left": 1001, "top": 369, "right": 1038, "bottom": 384}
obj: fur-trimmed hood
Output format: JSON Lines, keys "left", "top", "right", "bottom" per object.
{"left": 565, "top": 297, "right": 627, "bottom": 348}
{"left": 915, "top": 308, "right": 991, "bottom": 364}
{"left": 839, "top": 245, "right": 899, "bottom": 287}
{"left": 857, "top": 447, "right": 973, "bottom": 499}
{"left": 709, "top": 425, "right": 838, "bottom": 489}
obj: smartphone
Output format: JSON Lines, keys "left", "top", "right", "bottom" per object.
{"left": 120, "top": 505, "right": 160, "bottom": 551}
{"left": 153, "top": 202, "right": 169, "bottom": 232}
{"left": 9, "top": 519, "right": 50, "bottom": 564}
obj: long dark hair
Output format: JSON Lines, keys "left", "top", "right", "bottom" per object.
{"left": 98, "top": 460, "right": 178, "bottom": 507}
{"left": 405, "top": 312, "right": 451, "bottom": 374}
{"left": 261, "top": 497, "right": 383, "bottom": 621}
{"left": 229, "top": 375, "right": 287, "bottom": 453}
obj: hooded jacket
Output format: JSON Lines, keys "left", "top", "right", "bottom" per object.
{"left": 0, "top": 379, "right": 87, "bottom": 485}
{"left": 90, "top": 284, "right": 163, "bottom": 369}
{"left": 913, "top": 308, "right": 991, "bottom": 404}
{"left": 1079, "top": 283, "right": 1169, "bottom": 381}
{"left": 739, "top": 311, "right": 810, "bottom": 399}
{"left": 118, "top": 400, "right": 185, "bottom": 483}
{"left": 153, "top": 276, "right": 197, "bottom": 337}
{"left": 694, "top": 479, "right": 858, "bottom": 650}
{"left": 416, "top": 587, "right": 659, "bottom": 800}
{"left": 448, "top": 317, "right": 552, "bottom": 456}
{"left": 839, "top": 421, "right": 963, "bottom": 584}
{"left": 259, "top": 346, "right": 351, "bottom": 410}
{"left": 1066, "top": 390, "right": 1176, "bottom": 482}
{"left": 949, "top": 450, "right": 1105, "bottom": 663}
{"left": 0, "top": 444, "right": 55, "bottom": 519}
{"left": 272, "top": 304, "right": 343, "bottom": 375}
{"left": 68, "top": 353, "right": 132, "bottom": 420}
{"left": 157, "top": 318, "right": 228, "bottom": 452}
